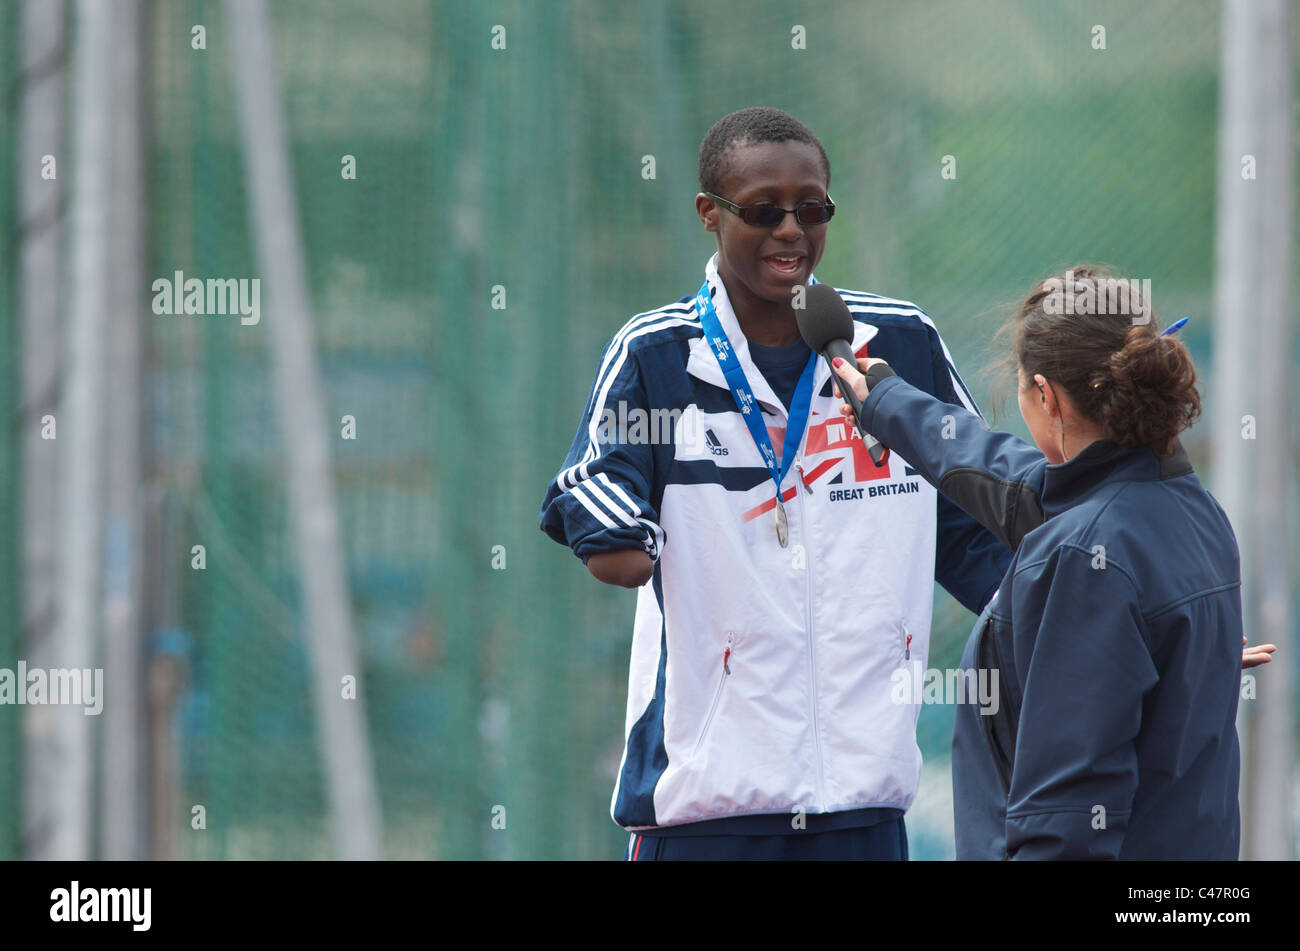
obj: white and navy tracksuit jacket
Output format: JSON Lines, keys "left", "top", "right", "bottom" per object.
{"left": 540, "top": 254, "right": 1012, "bottom": 833}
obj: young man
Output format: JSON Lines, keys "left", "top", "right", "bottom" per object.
{"left": 539, "top": 107, "right": 1012, "bottom": 860}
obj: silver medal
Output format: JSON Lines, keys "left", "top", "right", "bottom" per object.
{"left": 774, "top": 498, "right": 789, "bottom": 548}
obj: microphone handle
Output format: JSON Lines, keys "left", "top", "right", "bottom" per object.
{"left": 822, "top": 339, "right": 886, "bottom": 466}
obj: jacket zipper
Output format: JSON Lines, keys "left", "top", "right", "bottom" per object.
{"left": 795, "top": 456, "right": 828, "bottom": 810}
{"left": 977, "top": 619, "right": 1014, "bottom": 793}
{"left": 976, "top": 617, "right": 1015, "bottom": 861}
{"left": 795, "top": 456, "right": 813, "bottom": 494}
{"left": 692, "top": 632, "right": 734, "bottom": 757}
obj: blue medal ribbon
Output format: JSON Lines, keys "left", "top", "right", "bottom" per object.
{"left": 693, "top": 279, "right": 818, "bottom": 503}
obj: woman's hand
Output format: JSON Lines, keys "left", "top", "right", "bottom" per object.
{"left": 831, "top": 356, "right": 890, "bottom": 415}
{"left": 1242, "top": 636, "right": 1277, "bottom": 669}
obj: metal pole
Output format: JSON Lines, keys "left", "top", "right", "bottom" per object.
{"left": 224, "top": 0, "right": 383, "bottom": 860}
{"left": 43, "top": 0, "right": 117, "bottom": 860}
{"left": 100, "top": 0, "right": 149, "bottom": 861}
{"left": 16, "top": 0, "right": 66, "bottom": 862}
{"left": 1245, "top": 0, "right": 1293, "bottom": 862}
{"left": 1212, "top": 0, "right": 1295, "bottom": 860}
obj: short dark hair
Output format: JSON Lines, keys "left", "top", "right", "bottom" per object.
{"left": 697, "top": 107, "right": 830, "bottom": 195}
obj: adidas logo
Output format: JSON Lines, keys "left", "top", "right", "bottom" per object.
{"left": 705, "top": 429, "right": 729, "bottom": 456}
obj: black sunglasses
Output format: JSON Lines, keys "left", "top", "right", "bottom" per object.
{"left": 706, "top": 192, "right": 836, "bottom": 228}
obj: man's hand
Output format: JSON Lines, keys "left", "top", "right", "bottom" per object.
{"left": 831, "top": 356, "right": 890, "bottom": 413}
{"left": 587, "top": 549, "right": 654, "bottom": 588}
{"left": 1243, "top": 636, "right": 1277, "bottom": 669}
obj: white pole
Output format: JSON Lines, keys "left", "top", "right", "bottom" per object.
{"left": 1245, "top": 0, "right": 1294, "bottom": 861}
{"left": 100, "top": 0, "right": 148, "bottom": 861}
{"left": 224, "top": 0, "right": 383, "bottom": 860}
{"left": 1212, "top": 0, "right": 1295, "bottom": 860}
{"left": 17, "top": 0, "right": 66, "bottom": 861}
{"left": 44, "top": 0, "right": 117, "bottom": 860}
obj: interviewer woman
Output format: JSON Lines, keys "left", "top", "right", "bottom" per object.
{"left": 832, "top": 267, "right": 1272, "bottom": 860}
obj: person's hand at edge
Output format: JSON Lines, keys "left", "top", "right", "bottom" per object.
{"left": 1243, "top": 636, "right": 1277, "bottom": 669}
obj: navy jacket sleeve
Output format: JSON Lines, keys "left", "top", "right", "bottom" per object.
{"left": 861, "top": 373, "right": 1050, "bottom": 554}
{"left": 1004, "top": 546, "right": 1158, "bottom": 860}
{"left": 916, "top": 328, "right": 1014, "bottom": 614}
{"left": 539, "top": 340, "right": 665, "bottom": 563}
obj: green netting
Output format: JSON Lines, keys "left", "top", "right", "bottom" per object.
{"left": 147, "top": 0, "right": 1229, "bottom": 861}
{"left": 2, "top": 0, "right": 1296, "bottom": 860}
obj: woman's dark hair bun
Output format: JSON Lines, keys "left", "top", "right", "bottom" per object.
{"left": 1098, "top": 326, "right": 1201, "bottom": 458}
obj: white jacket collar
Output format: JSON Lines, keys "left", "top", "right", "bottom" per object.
{"left": 686, "top": 253, "right": 878, "bottom": 419}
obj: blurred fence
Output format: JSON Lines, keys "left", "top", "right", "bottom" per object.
{"left": 0, "top": 0, "right": 1296, "bottom": 859}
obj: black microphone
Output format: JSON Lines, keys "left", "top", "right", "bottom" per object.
{"left": 796, "top": 284, "right": 887, "bottom": 466}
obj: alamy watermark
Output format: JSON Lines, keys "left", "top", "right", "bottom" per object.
{"left": 595, "top": 400, "right": 700, "bottom": 446}
{"left": 1042, "top": 269, "right": 1151, "bottom": 325}
{"left": 890, "top": 661, "right": 1000, "bottom": 715}
{"left": 50, "top": 881, "right": 150, "bottom": 931}
{"left": 152, "top": 270, "right": 261, "bottom": 325}
{"left": 0, "top": 662, "right": 104, "bottom": 715}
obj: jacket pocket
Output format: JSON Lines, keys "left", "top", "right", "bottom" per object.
{"left": 692, "top": 632, "right": 735, "bottom": 757}
{"left": 975, "top": 616, "right": 1015, "bottom": 796}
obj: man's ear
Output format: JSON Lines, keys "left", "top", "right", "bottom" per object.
{"left": 696, "top": 193, "right": 719, "bottom": 233}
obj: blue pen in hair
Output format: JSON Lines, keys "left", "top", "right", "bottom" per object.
{"left": 1159, "top": 317, "right": 1189, "bottom": 337}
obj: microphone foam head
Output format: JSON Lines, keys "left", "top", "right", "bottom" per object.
{"left": 796, "top": 283, "right": 855, "bottom": 353}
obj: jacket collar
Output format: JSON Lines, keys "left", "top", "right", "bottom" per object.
{"left": 1041, "top": 437, "right": 1193, "bottom": 510}
{"left": 686, "top": 253, "right": 878, "bottom": 420}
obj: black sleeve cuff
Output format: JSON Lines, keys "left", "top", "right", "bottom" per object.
{"left": 866, "top": 362, "right": 897, "bottom": 390}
